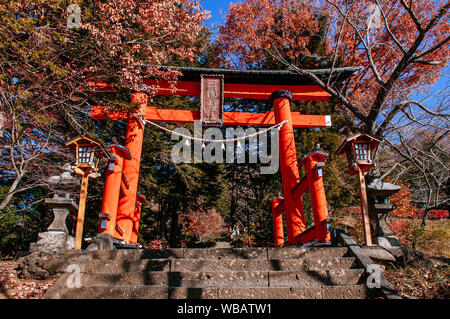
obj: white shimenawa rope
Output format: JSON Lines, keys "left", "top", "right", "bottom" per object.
{"left": 141, "top": 118, "right": 288, "bottom": 144}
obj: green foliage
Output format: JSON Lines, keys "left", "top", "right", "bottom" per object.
{"left": 0, "top": 189, "right": 52, "bottom": 257}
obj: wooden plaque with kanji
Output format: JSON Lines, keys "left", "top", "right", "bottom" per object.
{"left": 200, "top": 74, "right": 224, "bottom": 126}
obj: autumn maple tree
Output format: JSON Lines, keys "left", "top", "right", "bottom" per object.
{"left": 81, "top": 0, "right": 209, "bottom": 93}
{"left": 0, "top": 0, "right": 209, "bottom": 216}
{"left": 216, "top": 0, "right": 449, "bottom": 136}
{"left": 215, "top": 0, "right": 321, "bottom": 68}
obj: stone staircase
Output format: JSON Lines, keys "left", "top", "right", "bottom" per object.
{"left": 44, "top": 246, "right": 376, "bottom": 299}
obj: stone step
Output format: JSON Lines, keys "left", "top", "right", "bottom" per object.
{"left": 44, "top": 284, "right": 368, "bottom": 299}
{"left": 267, "top": 247, "right": 348, "bottom": 259}
{"left": 79, "top": 257, "right": 357, "bottom": 273}
{"left": 54, "top": 250, "right": 87, "bottom": 259}
{"left": 172, "top": 257, "right": 356, "bottom": 272}
{"left": 88, "top": 248, "right": 263, "bottom": 260}
{"left": 80, "top": 259, "right": 171, "bottom": 273}
{"left": 88, "top": 247, "right": 349, "bottom": 260}
{"left": 63, "top": 269, "right": 364, "bottom": 287}
{"left": 73, "top": 271, "right": 269, "bottom": 287}
{"left": 268, "top": 269, "right": 364, "bottom": 287}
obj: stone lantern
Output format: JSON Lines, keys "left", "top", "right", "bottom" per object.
{"left": 30, "top": 164, "right": 79, "bottom": 253}
{"left": 366, "top": 169, "right": 402, "bottom": 250}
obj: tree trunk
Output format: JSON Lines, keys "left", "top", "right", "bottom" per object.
{"left": 169, "top": 209, "right": 179, "bottom": 247}
{"left": 0, "top": 173, "right": 24, "bottom": 213}
{"left": 421, "top": 208, "right": 431, "bottom": 227}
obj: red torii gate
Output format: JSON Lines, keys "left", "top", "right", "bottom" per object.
{"left": 90, "top": 66, "right": 358, "bottom": 247}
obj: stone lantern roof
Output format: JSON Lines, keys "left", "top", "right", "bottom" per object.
{"left": 366, "top": 170, "right": 402, "bottom": 198}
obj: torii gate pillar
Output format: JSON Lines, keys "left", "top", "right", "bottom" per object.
{"left": 272, "top": 90, "right": 306, "bottom": 245}
{"left": 115, "top": 93, "right": 147, "bottom": 245}
{"left": 270, "top": 197, "right": 285, "bottom": 247}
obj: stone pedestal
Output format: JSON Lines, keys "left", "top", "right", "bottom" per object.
{"left": 47, "top": 208, "right": 70, "bottom": 233}
{"left": 29, "top": 194, "right": 78, "bottom": 254}
{"left": 30, "top": 231, "right": 75, "bottom": 253}
{"left": 377, "top": 211, "right": 394, "bottom": 236}
{"left": 86, "top": 233, "right": 114, "bottom": 251}
{"left": 376, "top": 235, "right": 402, "bottom": 250}
{"left": 366, "top": 170, "right": 401, "bottom": 237}
{"left": 376, "top": 236, "right": 404, "bottom": 259}
{"left": 18, "top": 194, "right": 79, "bottom": 279}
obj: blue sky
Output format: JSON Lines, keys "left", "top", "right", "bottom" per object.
{"left": 201, "top": 0, "right": 232, "bottom": 33}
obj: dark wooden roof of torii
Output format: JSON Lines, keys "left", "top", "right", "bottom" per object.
{"left": 148, "top": 65, "right": 362, "bottom": 85}
{"left": 91, "top": 65, "right": 361, "bottom": 127}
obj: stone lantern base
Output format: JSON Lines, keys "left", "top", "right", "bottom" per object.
{"left": 376, "top": 235, "right": 401, "bottom": 247}
{"left": 28, "top": 195, "right": 78, "bottom": 254}
{"left": 375, "top": 235, "right": 404, "bottom": 259}
{"left": 17, "top": 194, "right": 78, "bottom": 279}
{"left": 376, "top": 235, "right": 402, "bottom": 250}
{"left": 30, "top": 231, "right": 75, "bottom": 254}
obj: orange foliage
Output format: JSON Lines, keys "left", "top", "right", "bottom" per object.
{"left": 82, "top": 0, "right": 210, "bottom": 91}
{"left": 388, "top": 218, "right": 411, "bottom": 244}
{"left": 217, "top": 0, "right": 319, "bottom": 68}
{"left": 327, "top": 0, "right": 449, "bottom": 107}
{"left": 181, "top": 208, "right": 224, "bottom": 242}
{"left": 389, "top": 184, "right": 420, "bottom": 218}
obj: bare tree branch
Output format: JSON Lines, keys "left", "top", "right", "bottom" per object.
{"left": 375, "top": 0, "right": 407, "bottom": 54}
{"left": 399, "top": 0, "right": 424, "bottom": 33}
{"left": 326, "top": 0, "right": 386, "bottom": 86}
